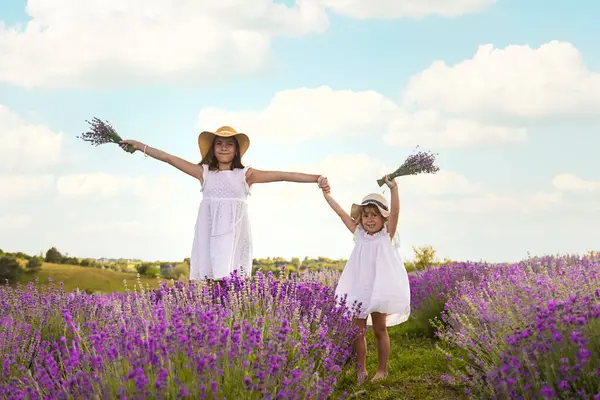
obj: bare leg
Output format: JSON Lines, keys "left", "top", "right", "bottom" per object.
{"left": 370, "top": 312, "right": 389, "bottom": 382}
{"left": 352, "top": 318, "right": 368, "bottom": 383}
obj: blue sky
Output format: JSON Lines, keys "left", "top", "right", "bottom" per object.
{"left": 1, "top": 0, "right": 599, "bottom": 263}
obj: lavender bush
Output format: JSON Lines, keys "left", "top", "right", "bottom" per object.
{"left": 5, "top": 250, "right": 599, "bottom": 399}
{"left": 433, "top": 254, "right": 600, "bottom": 398}
{"left": 0, "top": 272, "right": 359, "bottom": 399}
{"left": 408, "top": 261, "right": 485, "bottom": 337}
{"left": 488, "top": 294, "right": 600, "bottom": 399}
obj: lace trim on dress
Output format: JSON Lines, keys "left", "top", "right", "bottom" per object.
{"left": 353, "top": 223, "right": 401, "bottom": 249}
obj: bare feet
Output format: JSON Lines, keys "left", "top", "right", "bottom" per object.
{"left": 370, "top": 371, "right": 388, "bottom": 382}
{"left": 357, "top": 370, "right": 368, "bottom": 385}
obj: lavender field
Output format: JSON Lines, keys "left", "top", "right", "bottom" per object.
{"left": 1, "top": 252, "right": 600, "bottom": 399}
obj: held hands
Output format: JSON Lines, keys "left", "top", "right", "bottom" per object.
{"left": 317, "top": 175, "right": 330, "bottom": 194}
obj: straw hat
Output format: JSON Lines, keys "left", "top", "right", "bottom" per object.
{"left": 350, "top": 193, "right": 390, "bottom": 220}
{"left": 198, "top": 126, "right": 250, "bottom": 159}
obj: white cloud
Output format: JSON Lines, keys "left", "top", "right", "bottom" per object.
{"left": 0, "top": 174, "right": 56, "bottom": 199}
{"left": 552, "top": 173, "right": 600, "bottom": 192}
{"left": 0, "top": 0, "right": 329, "bottom": 89}
{"left": 199, "top": 86, "right": 524, "bottom": 147}
{"left": 55, "top": 172, "right": 182, "bottom": 201}
{"left": 246, "top": 153, "right": 494, "bottom": 260}
{"left": 428, "top": 191, "right": 563, "bottom": 214}
{"left": 0, "top": 152, "right": 579, "bottom": 264}
{"left": 401, "top": 170, "right": 485, "bottom": 196}
{"left": 276, "top": 154, "right": 389, "bottom": 225}
{"left": 198, "top": 42, "right": 600, "bottom": 149}
{"left": 2, "top": 170, "right": 199, "bottom": 261}
{"left": 0, "top": 105, "right": 64, "bottom": 171}
{"left": 244, "top": 154, "right": 569, "bottom": 264}
{"left": 0, "top": 0, "right": 496, "bottom": 89}
{"left": 76, "top": 220, "right": 146, "bottom": 235}
{"left": 385, "top": 109, "right": 527, "bottom": 148}
{"left": 199, "top": 86, "right": 399, "bottom": 143}
{"left": 316, "top": 0, "right": 494, "bottom": 19}
{"left": 0, "top": 214, "right": 33, "bottom": 229}
{"left": 56, "top": 173, "right": 130, "bottom": 197}
{"left": 403, "top": 41, "right": 600, "bottom": 119}
{"left": 288, "top": 153, "right": 387, "bottom": 185}
{"left": 288, "top": 154, "right": 482, "bottom": 196}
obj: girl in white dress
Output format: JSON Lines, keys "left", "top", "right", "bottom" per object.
{"left": 120, "top": 126, "right": 329, "bottom": 281}
{"left": 321, "top": 176, "right": 410, "bottom": 383}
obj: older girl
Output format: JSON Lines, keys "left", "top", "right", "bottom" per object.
{"left": 121, "top": 125, "right": 329, "bottom": 281}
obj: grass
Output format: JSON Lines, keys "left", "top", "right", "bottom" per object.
{"left": 18, "top": 262, "right": 161, "bottom": 293}
{"left": 335, "top": 319, "right": 462, "bottom": 400}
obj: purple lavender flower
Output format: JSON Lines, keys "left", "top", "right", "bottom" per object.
{"left": 0, "top": 270, "right": 358, "bottom": 399}
{"left": 432, "top": 254, "right": 600, "bottom": 398}
{"left": 377, "top": 146, "right": 440, "bottom": 186}
{"left": 77, "top": 117, "right": 134, "bottom": 153}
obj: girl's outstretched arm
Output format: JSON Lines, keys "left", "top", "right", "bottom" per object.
{"left": 246, "top": 169, "right": 320, "bottom": 185}
{"left": 386, "top": 175, "right": 400, "bottom": 238}
{"left": 323, "top": 191, "right": 357, "bottom": 234}
{"left": 120, "top": 140, "right": 203, "bottom": 182}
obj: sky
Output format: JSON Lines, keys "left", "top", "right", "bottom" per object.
{"left": 1, "top": 0, "right": 599, "bottom": 264}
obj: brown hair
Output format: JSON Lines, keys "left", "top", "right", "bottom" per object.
{"left": 199, "top": 136, "right": 245, "bottom": 171}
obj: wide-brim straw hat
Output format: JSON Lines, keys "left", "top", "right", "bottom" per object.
{"left": 350, "top": 193, "right": 390, "bottom": 220}
{"left": 198, "top": 126, "right": 250, "bottom": 160}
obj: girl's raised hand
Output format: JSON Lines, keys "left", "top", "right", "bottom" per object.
{"left": 384, "top": 175, "right": 397, "bottom": 189}
{"left": 119, "top": 139, "right": 143, "bottom": 153}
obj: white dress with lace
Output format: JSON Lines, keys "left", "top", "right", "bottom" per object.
{"left": 335, "top": 224, "right": 411, "bottom": 326}
{"left": 189, "top": 165, "right": 253, "bottom": 281}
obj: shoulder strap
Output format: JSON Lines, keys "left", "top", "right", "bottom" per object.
{"left": 200, "top": 164, "right": 208, "bottom": 191}
{"left": 242, "top": 165, "right": 252, "bottom": 195}
{"left": 385, "top": 222, "right": 401, "bottom": 249}
{"left": 352, "top": 224, "right": 363, "bottom": 243}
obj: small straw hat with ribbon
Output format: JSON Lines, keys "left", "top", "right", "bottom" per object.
{"left": 350, "top": 193, "right": 390, "bottom": 220}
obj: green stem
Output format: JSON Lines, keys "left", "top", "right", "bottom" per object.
{"left": 376, "top": 171, "right": 404, "bottom": 187}
{"left": 120, "top": 143, "right": 135, "bottom": 154}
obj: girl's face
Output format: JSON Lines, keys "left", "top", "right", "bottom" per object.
{"left": 213, "top": 137, "right": 237, "bottom": 163}
{"left": 361, "top": 205, "right": 385, "bottom": 234}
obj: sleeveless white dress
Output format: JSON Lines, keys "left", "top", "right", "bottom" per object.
{"left": 335, "top": 224, "right": 411, "bottom": 326}
{"left": 189, "top": 165, "right": 253, "bottom": 281}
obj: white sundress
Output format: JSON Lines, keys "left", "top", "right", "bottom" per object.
{"left": 335, "top": 224, "right": 411, "bottom": 326}
{"left": 189, "top": 165, "right": 253, "bottom": 281}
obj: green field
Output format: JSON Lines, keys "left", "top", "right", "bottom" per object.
{"left": 335, "top": 319, "right": 459, "bottom": 400}
{"left": 18, "top": 262, "right": 161, "bottom": 292}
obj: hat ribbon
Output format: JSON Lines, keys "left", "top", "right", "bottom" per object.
{"left": 361, "top": 199, "right": 388, "bottom": 211}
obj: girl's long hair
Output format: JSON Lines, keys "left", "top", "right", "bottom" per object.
{"left": 199, "top": 136, "right": 245, "bottom": 171}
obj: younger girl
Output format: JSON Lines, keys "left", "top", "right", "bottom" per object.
{"left": 321, "top": 176, "right": 410, "bottom": 383}
{"left": 120, "top": 125, "right": 329, "bottom": 281}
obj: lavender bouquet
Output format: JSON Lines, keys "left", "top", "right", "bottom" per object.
{"left": 377, "top": 146, "right": 440, "bottom": 186}
{"left": 77, "top": 117, "right": 134, "bottom": 153}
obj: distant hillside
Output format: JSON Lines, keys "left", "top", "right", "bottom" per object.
{"left": 18, "top": 263, "right": 161, "bottom": 293}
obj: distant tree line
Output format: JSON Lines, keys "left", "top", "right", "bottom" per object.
{"left": 251, "top": 256, "right": 346, "bottom": 277}
{"left": 1, "top": 244, "right": 453, "bottom": 285}
{"left": 0, "top": 247, "right": 190, "bottom": 283}
{"left": 0, "top": 248, "right": 43, "bottom": 283}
